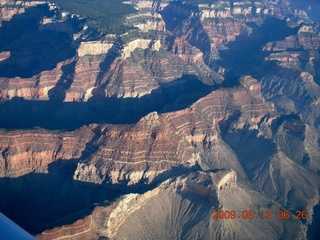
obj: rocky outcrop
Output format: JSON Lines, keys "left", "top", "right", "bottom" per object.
{"left": 0, "top": 7, "right": 25, "bottom": 24}
{"left": 73, "top": 113, "right": 182, "bottom": 185}
{"left": 77, "top": 41, "right": 114, "bottom": 57}
{"left": 199, "top": 0, "right": 272, "bottom": 19}
{"left": 240, "top": 75, "right": 263, "bottom": 100}
{"left": 70, "top": 83, "right": 276, "bottom": 186}
{"left": 122, "top": 38, "right": 160, "bottom": 58}
{"left": 0, "top": 126, "right": 95, "bottom": 177}
{"left": 0, "top": 81, "right": 277, "bottom": 182}
{"left": 0, "top": 51, "right": 9, "bottom": 61}
{"left": 167, "top": 35, "right": 204, "bottom": 63}
{"left": 36, "top": 170, "right": 305, "bottom": 240}
{"left": 0, "top": 0, "right": 45, "bottom": 23}
{"left": 1, "top": 0, "right": 320, "bottom": 238}
{"left": 264, "top": 23, "right": 320, "bottom": 52}
{"left": 134, "top": 17, "right": 165, "bottom": 32}
{"left": 260, "top": 19, "right": 320, "bottom": 140}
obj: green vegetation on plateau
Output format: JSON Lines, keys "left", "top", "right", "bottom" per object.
{"left": 43, "top": 0, "right": 137, "bottom": 34}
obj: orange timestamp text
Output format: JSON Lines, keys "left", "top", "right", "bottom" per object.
{"left": 212, "top": 209, "right": 308, "bottom": 220}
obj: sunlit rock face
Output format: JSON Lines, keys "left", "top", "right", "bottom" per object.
{"left": 36, "top": 171, "right": 306, "bottom": 240}
{"left": 0, "top": 0, "right": 320, "bottom": 239}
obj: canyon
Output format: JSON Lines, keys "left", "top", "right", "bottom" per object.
{"left": 0, "top": 0, "right": 320, "bottom": 239}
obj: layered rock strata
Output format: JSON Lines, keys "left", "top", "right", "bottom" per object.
{"left": 36, "top": 171, "right": 305, "bottom": 240}
{"left": 0, "top": 0, "right": 320, "bottom": 238}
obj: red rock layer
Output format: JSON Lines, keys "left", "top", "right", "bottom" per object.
{"left": 72, "top": 80, "right": 276, "bottom": 185}
{"left": 0, "top": 126, "right": 94, "bottom": 177}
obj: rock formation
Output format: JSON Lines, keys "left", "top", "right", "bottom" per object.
{"left": 77, "top": 41, "right": 114, "bottom": 57}
{"left": 36, "top": 171, "right": 305, "bottom": 240}
{"left": 0, "top": 0, "right": 319, "bottom": 239}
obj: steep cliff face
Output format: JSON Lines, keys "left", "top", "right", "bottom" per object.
{"left": 2, "top": 75, "right": 318, "bottom": 236}
{"left": 0, "top": 0, "right": 320, "bottom": 238}
{"left": 36, "top": 170, "right": 305, "bottom": 240}
{"left": 77, "top": 41, "right": 114, "bottom": 57}
{"left": 0, "top": 126, "right": 95, "bottom": 177}
{"left": 260, "top": 21, "right": 320, "bottom": 137}
{"left": 0, "top": 0, "right": 219, "bottom": 102}
{"left": 71, "top": 82, "right": 277, "bottom": 186}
